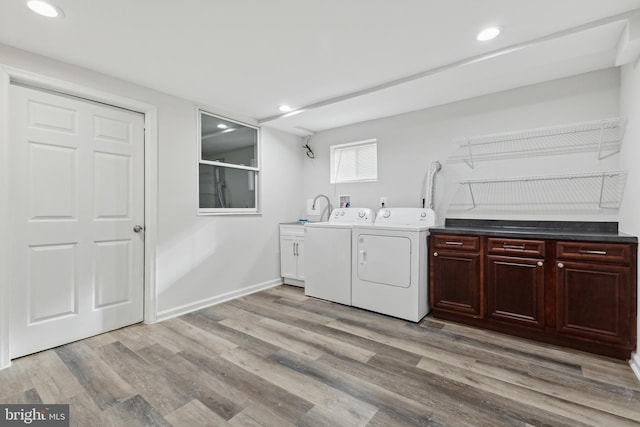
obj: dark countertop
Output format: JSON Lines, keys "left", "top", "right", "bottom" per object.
{"left": 430, "top": 219, "right": 638, "bottom": 243}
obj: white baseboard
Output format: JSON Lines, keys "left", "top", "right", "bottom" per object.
{"left": 155, "top": 278, "right": 283, "bottom": 322}
{"left": 630, "top": 352, "right": 640, "bottom": 383}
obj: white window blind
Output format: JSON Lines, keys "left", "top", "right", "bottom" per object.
{"left": 330, "top": 139, "right": 378, "bottom": 184}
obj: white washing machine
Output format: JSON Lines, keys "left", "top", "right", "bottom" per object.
{"left": 305, "top": 207, "right": 375, "bottom": 305}
{"left": 351, "top": 208, "right": 435, "bottom": 322}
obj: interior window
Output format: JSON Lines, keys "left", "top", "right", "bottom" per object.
{"left": 198, "top": 110, "right": 260, "bottom": 214}
{"left": 330, "top": 139, "right": 378, "bottom": 184}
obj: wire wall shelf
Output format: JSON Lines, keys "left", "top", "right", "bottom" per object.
{"left": 447, "top": 171, "right": 627, "bottom": 213}
{"left": 448, "top": 118, "right": 627, "bottom": 168}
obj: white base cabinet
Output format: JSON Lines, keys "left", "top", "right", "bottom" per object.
{"left": 280, "top": 224, "right": 305, "bottom": 287}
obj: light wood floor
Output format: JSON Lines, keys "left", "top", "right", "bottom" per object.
{"left": 1, "top": 285, "right": 639, "bottom": 426}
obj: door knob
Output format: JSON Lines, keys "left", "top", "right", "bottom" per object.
{"left": 133, "top": 225, "right": 144, "bottom": 233}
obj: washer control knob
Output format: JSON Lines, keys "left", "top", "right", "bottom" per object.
{"left": 358, "top": 210, "right": 366, "bottom": 218}
{"left": 340, "top": 211, "right": 345, "bottom": 216}
{"left": 382, "top": 210, "right": 391, "bottom": 218}
{"left": 420, "top": 212, "right": 427, "bottom": 218}
{"left": 334, "top": 211, "right": 340, "bottom": 217}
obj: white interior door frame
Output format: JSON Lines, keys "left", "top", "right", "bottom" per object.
{"left": 0, "top": 65, "right": 159, "bottom": 369}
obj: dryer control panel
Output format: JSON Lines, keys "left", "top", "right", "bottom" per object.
{"left": 374, "top": 208, "right": 435, "bottom": 226}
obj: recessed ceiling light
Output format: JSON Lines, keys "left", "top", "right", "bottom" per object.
{"left": 278, "top": 105, "right": 293, "bottom": 113}
{"left": 217, "top": 123, "right": 228, "bottom": 129}
{"left": 476, "top": 27, "right": 500, "bottom": 41}
{"left": 27, "top": 0, "right": 64, "bottom": 18}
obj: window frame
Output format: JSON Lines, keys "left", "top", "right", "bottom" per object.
{"left": 197, "top": 109, "right": 261, "bottom": 215}
{"left": 330, "top": 138, "right": 378, "bottom": 184}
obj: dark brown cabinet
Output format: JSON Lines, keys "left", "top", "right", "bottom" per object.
{"left": 556, "top": 241, "right": 633, "bottom": 346}
{"left": 429, "top": 233, "right": 637, "bottom": 360}
{"left": 486, "top": 238, "right": 545, "bottom": 329}
{"left": 431, "top": 235, "right": 482, "bottom": 318}
{"left": 487, "top": 255, "right": 545, "bottom": 328}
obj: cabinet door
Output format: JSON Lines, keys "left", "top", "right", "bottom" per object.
{"left": 556, "top": 261, "right": 631, "bottom": 344}
{"left": 432, "top": 251, "right": 482, "bottom": 317}
{"left": 487, "top": 255, "right": 545, "bottom": 328}
{"left": 295, "top": 239, "right": 305, "bottom": 280}
{"left": 280, "top": 236, "right": 298, "bottom": 279}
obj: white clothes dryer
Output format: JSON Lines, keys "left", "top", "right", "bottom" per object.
{"left": 305, "top": 207, "right": 375, "bottom": 305}
{"left": 351, "top": 208, "right": 435, "bottom": 322}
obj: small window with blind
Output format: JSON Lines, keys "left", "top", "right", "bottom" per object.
{"left": 330, "top": 139, "right": 378, "bottom": 184}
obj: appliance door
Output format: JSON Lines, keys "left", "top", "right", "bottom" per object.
{"left": 356, "top": 234, "right": 411, "bottom": 288}
{"left": 304, "top": 226, "right": 352, "bottom": 305}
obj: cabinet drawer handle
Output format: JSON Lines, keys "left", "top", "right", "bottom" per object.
{"left": 433, "top": 252, "right": 438, "bottom": 257}
{"left": 557, "top": 262, "right": 564, "bottom": 268}
{"left": 445, "top": 241, "right": 463, "bottom": 246}
{"left": 503, "top": 244, "right": 525, "bottom": 250}
{"left": 578, "top": 249, "right": 607, "bottom": 255}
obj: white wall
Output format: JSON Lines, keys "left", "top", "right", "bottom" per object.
{"left": 619, "top": 60, "right": 640, "bottom": 367}
{"left": 0, "top": 43, "right": 304, "bottom": 320}
{"left": 302, "top": 68, "right": 622, "bottom": 224}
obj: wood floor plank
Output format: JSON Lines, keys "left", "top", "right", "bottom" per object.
{"left": 228, "top": 402, "right": 297, "bottom": 427}
{"left": 55, "top": 342, "right": 136, "bottom": 411}
{"left": 96, "top": 341, "right": 192, "bottom": 416}
{"left": 178, "top": 350, "right": 313, "bottom": 423}
{"left": 66, "top": 390, "right": 104, "bottom": 427}
{"left": 268, "top": 348, "right": 464, "bottom": 427}
{"left": 0, "top": 354, "right": 34, "bottom": 400}
{"left": 180, "top": 312, "right": 280, "bottom": 359}
{"left": 416, "top": 356, "right": 639, "bottom": 427}
{"left": 259, "top": 316, "right": 375, "bottom": 363}
{"left": 219, "top": 317, "right": 327, "bottom": 360}
{"left": 16, "top": 349, "right": 84, "bottom": 403}
{"left": 101, "top": 394, "right": 172, "bottom": 427}
{"left": 221, "top": 347, "right": 378, "bottom": 426}
{"left": 364, "top": 352, "right": 585, "bottom": 427}
{"left": 109, "top": 323, "right": 159, "bottom": 352}
{"left": 162, "top": 317, "right": 238, "bottom": 355}
{"left": 137, "top": 344, "right": 247, "bottom": 421}
{"left": 232, "top": 291, "right": 337, "bottom": 325}
{"left": 165, "top": 399, "right": 231, "bottom": 427}
{"left": 1, "top": 285, "right": 638, "bottom": 427}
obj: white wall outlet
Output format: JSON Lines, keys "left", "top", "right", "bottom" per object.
{"left": 380, "top": 196, "right": 387, "bottom": 207}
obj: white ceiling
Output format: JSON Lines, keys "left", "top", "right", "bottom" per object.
{"left": 2, "top": 0, "right": 640, "bottom": 135}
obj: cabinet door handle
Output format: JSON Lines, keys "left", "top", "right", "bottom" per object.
{"left": 503, "top": 244, "right": 525, "bottom": 250}
{"left": 537, "top": 261, "right": 543, "bottom": 266}
{"left": 433, "top": 252, "right": 439, "bottom": 257}
{"left": 578, "top": 249, "right": 607, "bottom": 255}
{"left": 294, "top": 242, "right": 298, "bottom": 256}
{"left": 445, "top": 241, "right": 463, "bottom": 246}
{"left": 557, "top": 262, "right": 564, "bottom": 268}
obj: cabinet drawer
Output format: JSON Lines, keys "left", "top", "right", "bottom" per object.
{"left": 488, "top": 238, "right": 545, "bottom": 257}
{"left": 280, "top": 224, "right": 305, "bottom": 237}
{"left": 556, "top": 242, "right": 630, "bottom": 264}
{"left": 433, "top": 235, "right": 480, "bottom": 251}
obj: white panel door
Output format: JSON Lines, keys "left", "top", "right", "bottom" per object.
{"left": 9, "top": 85, "right": 145, "bottom": 358}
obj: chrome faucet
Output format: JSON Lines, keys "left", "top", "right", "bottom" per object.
{"left": 312, "top": 194, "right": 333, "bottom": 221}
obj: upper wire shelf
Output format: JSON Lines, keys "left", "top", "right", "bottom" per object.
{"left": 447, "top": 117, "right": 627, "bottom": 168}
